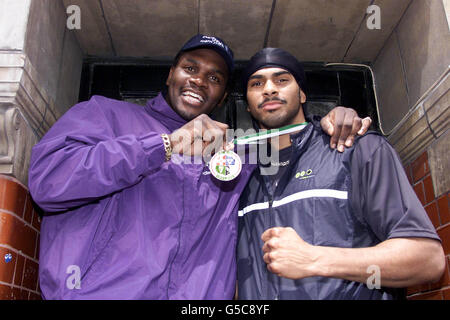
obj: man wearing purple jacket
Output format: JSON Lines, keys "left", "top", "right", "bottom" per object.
{"left": 28, "top": 34, "right": 370, "bottom": 299}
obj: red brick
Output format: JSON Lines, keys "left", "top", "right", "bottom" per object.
{"left": 413, "top": 182, "right": 426, "bottom": 206}
{"left": 0, "top": 178, "right": 27, "bottom": 217}
{"left": 34, "top": 234, "right": 40, "bottom": 260}
{"left": 437, "top": 194, "right": 450, "bottom": 225}
{"left": 0, "top": 284, "right": 13, "bottom": 300}
{"left": 28, "top": 292, "right": 42, "bottom": 300}
{"left": 443, "top": 288, "right": 450, "bottom": 300}
{"left": 425, "top": 202, "right": 440, "bottom": 229}
{"left": 404, "top": 164, "right": 413, "bottom": 185}
{"left": 22, "top": 258, "right": 39, "bottom": 291}
{"left": 408, "top": 290, "right": 443, "bottom": 300}
{"left": 0, "top": 178, "right": 5, "bottom": 208}
{"left": 0, "top": 212, "right": 14, "bottom": 244}
{"left": 406, "top": 287, "right": 416, "bottom": 295}
{"left": 0, "top": 212, "right": 37, "bottom": 257}
{"left": 17, "top": 220, "right": 38, "bottom": 257}
{"left": 423, "top": 175, "right": 435, "bottom": 204}
{"left": 406, "top": 285, "right": 428, "bottom": 296}
{"left": 437, "top": 224, "right": 450, "bottom": 255}
{"left": 11, "top": 288, "right": 29, "bottom": 300}
{"left": 13, "top": 253, "right": 25, "bottom": 286}
{"left": 31, "top": 209, "right": 41, "bottom": 231}
{"left": 411, "top": 152, "right": 430, "bottom": 183}
{"left": 23, "top": 195, "right": 34, "bottom": 224}
{"left": 0, "top": 248, "right": 16, "bottom": 283}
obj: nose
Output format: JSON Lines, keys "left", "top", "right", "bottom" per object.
{"left": 189, "top": 73, "right": 207, "bottom": 88}
{"left": 263, "top": 80, "right": 277, "bottom": 97}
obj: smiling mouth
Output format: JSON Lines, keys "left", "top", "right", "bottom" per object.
{"left": 181, "top": 90, "right": 205, "bottom": 104}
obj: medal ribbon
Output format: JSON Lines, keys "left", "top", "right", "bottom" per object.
{"left": 232, "top": 122, "right": 308, "bottom": 145}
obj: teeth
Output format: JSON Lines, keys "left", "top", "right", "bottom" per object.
{"left": 182, "top": 91, "right": 204, "bottom": 102}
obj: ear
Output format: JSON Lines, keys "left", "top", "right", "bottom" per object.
{"left": 166, "top": 66, "right": 175, "bottom": 86}
{"left": 300, "top": 89, "right": 307, "bottom": 104}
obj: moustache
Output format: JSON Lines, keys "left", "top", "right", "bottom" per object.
{"left": 258, "top": 97, "right": 287, "bottom": 109}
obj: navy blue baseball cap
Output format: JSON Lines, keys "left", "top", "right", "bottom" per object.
{"left": 176, "top": 34, "right": 235, "bottom": 74}
{"left": 242, "top": 47, "right": 307, "bottom": 94}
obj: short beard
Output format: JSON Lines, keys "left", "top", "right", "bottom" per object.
{"left": 258, "top": 104, "right": 302, "bottom": 129}
{"left": 259, "top": 91, "right": 303, "bottom": 129}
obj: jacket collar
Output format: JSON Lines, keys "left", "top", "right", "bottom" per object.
{"left": 145, "top": 92, "right": 187, "bottom": 131}
{"left": 290, "top": 122, "right": 315, "bottom": 152}
{"left": 257, "top": 120, "right": 319, "bottom": 197}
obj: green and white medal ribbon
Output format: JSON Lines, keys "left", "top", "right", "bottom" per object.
{"left": 209, "top": 122, "right": 308, "bottom": 181}
{"left": 231, "top": 122, "right": 308, "bottom": 145}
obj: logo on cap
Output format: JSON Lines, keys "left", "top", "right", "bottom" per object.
{"left": 179, "top": 34, "right": 234, "bottom": 73}
{"left": 200, "top": 36, "right": 225, "bottom": 49}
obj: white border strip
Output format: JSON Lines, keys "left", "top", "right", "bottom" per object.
{"left": 238, "top": 189, "right": 348, "bottom": 217}
{"left": 238, "top": 202, "right": 269, "bottom": 216}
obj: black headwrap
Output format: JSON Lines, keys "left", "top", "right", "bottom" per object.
{"left": 242, "top": 48, "right": 307, "bottom": 95}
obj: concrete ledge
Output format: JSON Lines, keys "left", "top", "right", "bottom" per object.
{"left": 444, "top": 0, "right": 450, "bottom": 30}
{"left": 388, "top": 66, "right": 450, "bottom": 164}
{"left": 0, "top": 106, "right": 18, "bottom": 174}
{"left": 0, "top": 51, "right": 59, "bottom": 139}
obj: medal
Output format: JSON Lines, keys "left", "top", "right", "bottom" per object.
{"left": 210, "top": 150, "right": 242, "bottom": 181}
{"left": 209, "top": 122, "right": 308, "bottom": 181}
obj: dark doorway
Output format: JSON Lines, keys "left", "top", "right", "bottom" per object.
{"left": 79, "top": 58, "right": 380, "bottom": 132}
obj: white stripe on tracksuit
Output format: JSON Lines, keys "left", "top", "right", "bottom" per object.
{"left": 238, "top": 189, "right": 348, "bottom": 217}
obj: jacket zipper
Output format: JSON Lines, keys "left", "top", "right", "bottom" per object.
{"left": 166, "top": 174, "right": 186, "bottom": 299}
{"left": 267, "top": 189, "right": 278, "bottom": 300}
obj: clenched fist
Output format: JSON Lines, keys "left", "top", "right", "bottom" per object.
{"left": 261, "top": 227, "right": 321, "bottom": 279}
{"left": 169, "top": 114, "right": 229, "bottom": 158}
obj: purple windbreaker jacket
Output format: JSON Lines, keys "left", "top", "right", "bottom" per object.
{"left": 28, "top": 93, "right": 254, "bottom": 299}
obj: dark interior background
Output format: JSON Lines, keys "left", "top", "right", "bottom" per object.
{"left": 78, "top": 58, "right": 380, "bottom": 132}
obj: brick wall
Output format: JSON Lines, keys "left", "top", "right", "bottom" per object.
{"left": 404, "top": 151, "right": 450, "bottom": 300}
{"left": 0, "top": 175, "right": 41, "bottom": 300}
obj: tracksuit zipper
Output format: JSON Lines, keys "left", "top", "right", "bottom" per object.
{"left": 267, "top": 190, "right": 279, "bottom": 300}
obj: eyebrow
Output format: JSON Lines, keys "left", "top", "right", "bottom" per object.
{"left": 184, "top": 58, "right": 227, "bottom": 78}
{"left": 273, "top": 70, "right": 291, "bottom": 77}
{"left": 185, "top": 58, "right": 198, "bottom": 65}
{"left": 248, "top": 70, "right": 292, "bottom": 81}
